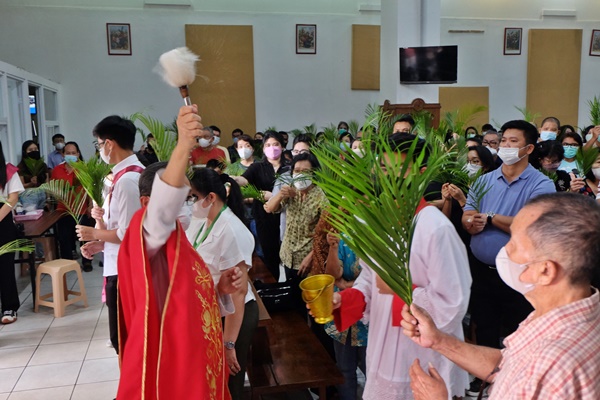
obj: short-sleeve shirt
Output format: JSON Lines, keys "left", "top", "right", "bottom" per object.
{"left": 464, "top": 164, "right": 555, "bottom": 265}
{"left": 279, "top": 186, "right": 328, "bottom": 269}
{"left": 186, "top": 207, "right": 256, "bottom": 304}
{"left": 47, "top": 150, "right": 64, "bottom": 169}
{"left": 190, "top": 146, "right": 228, "bottom": 166}
{"left": 0, "top": 171, "right": 25, "bottom": 198}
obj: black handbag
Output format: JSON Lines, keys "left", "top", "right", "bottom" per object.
{"left": 254, "top": 280, "right": 294, "bottom": 313}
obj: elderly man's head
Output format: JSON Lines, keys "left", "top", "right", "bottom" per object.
{"left": 506, "top": 193, "right": 600, "bottom": 292}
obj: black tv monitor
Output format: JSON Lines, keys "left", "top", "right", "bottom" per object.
{"left": 399, "top": 45, "right": 458, "bottom": 84}
{"left": 29, "top": 95, "right": 37, "bottom": 114}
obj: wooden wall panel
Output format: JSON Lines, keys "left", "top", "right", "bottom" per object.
{"left": 351, "top": 25, "right": 380, "bottom": 90}
{"left": 527, "top": 29, "right": 582, "bottom": 127}
{"left": 185, "top": 25, "right": 256, "bottom": 147}
{"left": 439, "top": 87, "right": 490, "bottom": 131}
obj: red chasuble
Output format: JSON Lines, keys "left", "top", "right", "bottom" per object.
{"left": 117, "top": 208, "right": 231, "bottom": 400}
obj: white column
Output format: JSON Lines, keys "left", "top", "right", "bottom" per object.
{"left": 380, "top": 0, "right": 442, "bottom": 104}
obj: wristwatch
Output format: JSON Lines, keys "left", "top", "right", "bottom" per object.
{"left": 486, "top": 212, "right": 496, "bottom": 225}
{"left": 224, "top": 341, "right": 236, "bottom": 350}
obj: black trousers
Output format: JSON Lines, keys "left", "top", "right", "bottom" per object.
{"left": 469, "top": 256, "right": 533, "bottom": 348}
{"left": 105, "top": 275, "right": 119, "bottom": 353}
{"left": 255, "top": 211, "right": 281, "bottom": 281}
{"left": 0, "top": 211, "right": 19, "bottom": 313}
{"left": 56, "top": 215, "right": 93, "bottom": 264}
{"left": 227, "top": 300, "right": 259, "bottom": 400}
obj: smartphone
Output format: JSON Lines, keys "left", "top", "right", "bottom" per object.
{"left": 571, "top": 168, "right": 581, "bottom": 178}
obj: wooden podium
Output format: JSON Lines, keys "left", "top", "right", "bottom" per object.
{"left": 382, "top": 98, "right": 441, "bottom": 128}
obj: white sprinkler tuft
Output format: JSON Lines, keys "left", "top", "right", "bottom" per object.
{"left": 156, "top": 47, "right": 199, "bottom": 88}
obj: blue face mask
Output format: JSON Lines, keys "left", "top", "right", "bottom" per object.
{"left": 563, "top": 145, "right": 579, "bottom": 159}
{"left": 540, "top": 131, "right": 557, "bottom": 141}
{"left": 64, "top": 155, "right": 78, "bottom": 164}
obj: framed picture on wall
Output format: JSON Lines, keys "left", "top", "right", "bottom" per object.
{"left": 504, "top": 27, "right": 522, "bottom": 55}
{"left": 590, "top": 30, "right": 600, "bottom": 57}
{"left": 296, "top": 24, "right": 317, "bottom": 54}
{"left": 107, "top": 23, "right": 132, "bottom": 56}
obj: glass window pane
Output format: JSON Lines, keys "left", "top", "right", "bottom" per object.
{"left": 44, "top": 88, "right": 57, "bottom": 121}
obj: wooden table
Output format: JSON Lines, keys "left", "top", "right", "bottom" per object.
{"left": 247, "top": 311, "right": 344, "bottom": 399}
{"left": 16, "top": 210, "right": 62, "bottom": 306}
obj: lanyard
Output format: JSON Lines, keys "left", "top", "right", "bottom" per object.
{"left": 193, "top": 204, "right": 228, "bottom": 248}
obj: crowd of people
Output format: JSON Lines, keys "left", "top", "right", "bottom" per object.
{"left": 0, "top": 106, "right": 599, "bottom": 400}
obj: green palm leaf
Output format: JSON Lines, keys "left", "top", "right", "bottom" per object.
{"left": 576, "top": 146, "right": 600, "bottom": 176}
{"left": 588, "top": 95, "right": 600, "bottom": 126}
{"left": 130, "top": 112, "right": 177, "bottom": 162}
{"left": 444, "top": 104, "right": 487, "bottom": 136}
{"left": 312, "top": 109, "right": 451, "bottom": 305}
{"left": 240, "top": 184, "right": 265, "bottom": 203}
{"left": 69, "top": 156, "right": 112, "bottom": 207}
{"left": 23, "top": 157, "right": 46, "bottom": 177}
{"left": 514, "top": 106, "right": 541, "bottom": 124}
{"left": 0, "top": 239, "right": 35, "bottom": 256}
{"left": 40, "top": 180, "right": 87, "bottom": 223}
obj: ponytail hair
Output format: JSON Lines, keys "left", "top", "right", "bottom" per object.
{"left": 190, "top": 168, "right": 247, "bottom": 225}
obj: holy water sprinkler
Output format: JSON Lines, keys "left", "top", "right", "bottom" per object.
{"left": 156, "top": 47, "right": 199, "bottom": 106}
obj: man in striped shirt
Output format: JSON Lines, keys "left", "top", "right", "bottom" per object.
{"left": 401, "top": 192, "right": 600, "bottom": 399}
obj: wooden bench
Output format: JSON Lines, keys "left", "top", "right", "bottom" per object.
{"left": 247, "top": 311, "right": 344, "bottom": 399}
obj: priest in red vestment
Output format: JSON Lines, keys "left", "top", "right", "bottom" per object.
{"left": 116, "top": 105, "right": 241, "bottom": 400}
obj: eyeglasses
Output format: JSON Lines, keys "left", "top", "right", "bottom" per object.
{"left": 94, "top": 140, "right": 105, "bottom": 150}
{"left": 292, "top": 149, "right": 310, "bottom": 156}
{"left": 185, "top": 195, "right": 199, "bottom": 206}
{"left": 482, "top": 140, "right": 498, "bottom": 146}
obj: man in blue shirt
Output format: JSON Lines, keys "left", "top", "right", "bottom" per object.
{"left": 47, "top": 133, "right": 65, "bottom": 169}
{"left": 462, "top": 120, "right": 555, "bottom": 396}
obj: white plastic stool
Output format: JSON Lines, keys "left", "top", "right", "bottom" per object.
{"left": 35, "top": 259, "right": 88, "bottom": 318}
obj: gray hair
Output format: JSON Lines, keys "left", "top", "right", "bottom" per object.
{"left": 525, "top": 193, "right": 600, "bottom": 286}
{"left": 202, "top": 126, "right": 214, "bottom": 137}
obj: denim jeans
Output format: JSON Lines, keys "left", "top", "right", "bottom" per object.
{"left": 333, "top": 336, "right": 367, "bottom": 400}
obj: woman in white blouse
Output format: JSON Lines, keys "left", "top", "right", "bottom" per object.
{"left": 0, "top": 141, "right": 25, "bottom": 324}
{"left": 186, "top": 168, "right": 257, "bottom": 400}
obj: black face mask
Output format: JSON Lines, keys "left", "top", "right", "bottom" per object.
{"left": 27, "top": 151, "right": 41, "bottom": 160}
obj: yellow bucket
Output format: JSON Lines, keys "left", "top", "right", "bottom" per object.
{"left": 299, "top": 274, "right": 335, "bottom": 324}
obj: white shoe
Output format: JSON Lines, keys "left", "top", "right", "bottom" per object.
{"left": 106, "top": 339, "right": 114, "bottom": 348}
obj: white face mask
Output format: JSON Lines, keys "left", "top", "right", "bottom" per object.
{"left": 100, "top": 145, "right": 111, "bottom": 164}
{"left": 55, "top": 142, "right": 65, "bottom": 150}
{"left": 592, "top": 167, "right": 600, "bottom": 180}
{"left": 465, "top": 163, "right": 482, "bottom": 178}
{"left": 212, "top": 136, "right": 220, "bottom": 146}
{"left": 237, "top": 147, "right": 253, "bottom": 160}
{"left": 586, "top": 133, "right": 600, "bottom": 144}
{"left": 487, "top": 147, "right": 498, "bottom": 157}
{"left": 352, "top": 148, "right": 365, "bottom": 158}
{"left": 497, "top": 146, "right": 527, "bottom": 166}
{"left": 539, "top": 131, "right": 557, "bottom": 141}
{"left": 495, "top": 246, "right": 534, "bottom": 295}
{"left": 198, "top": 138, "right": 212, "bottom": 148}
{"left": 293, "top": 173, "right": 312, "bottom": 190}
{"left": 192, "top": 198, "right": 212, "bottom": 219}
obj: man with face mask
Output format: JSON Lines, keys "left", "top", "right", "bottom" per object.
{"left": 75, "top": 115, "right": 145, "bottom": 353}
{"left": 402, "top": 192, "right": 600, "bottom": 400}
{"left": 460, "top": 120, "right": 555, "bottom": 397}
{"left": 47, "top": 133, "right": 66, "bottom": 169}
{"left": 190, "top": 126, "right": 230, "bottom": 166}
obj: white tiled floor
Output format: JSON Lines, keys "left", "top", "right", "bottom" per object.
{"left": 0, "top": 260, "right": 118, "bottom": 400}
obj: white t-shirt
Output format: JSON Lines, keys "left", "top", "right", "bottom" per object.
{"left": 186, "top": 207, "right": 256, "bottom": 304}
{"left": 1, "top": 172, "right": 25, "bottom": 198}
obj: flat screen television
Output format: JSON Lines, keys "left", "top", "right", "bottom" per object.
{"left": 399, "top": 45, "right": 458, "bottom": 84}
{"left": 29, "top": 95, "right": 37, "bottom": 114}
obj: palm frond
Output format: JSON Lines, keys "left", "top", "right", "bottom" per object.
{"left": 347, "top": 120, "right": 360, "bottom": 137}
{"left": 444, "top": 104, "right": 487, "bottom": 136}
{"left": 514, "top": 106, "right": 541, "bottom": 124}
{"left": 539, "top": 168, "right": 558, "bottom": 183}
{"left": 412, "top": 110, "right": 434, "bottom": 138}
{"left": 0, "top": 239, "right": 35, "bottom": 256}
{"left": 312, "top": 111, "right": 451, "bottom": 305}
{"left": 465, "top": 175, "right": 492, "bottom": 212}
{"left": 69, "top": 156, "right": 112, "bottom": 207}
{"left": 303, "top": 123, "right": 317, "bottom": 137}
{"left": 240, "top": 184, "right": 265, "bottom": 203}
{"left": 576, "top": 146, "right": 600, "bottom": 176}
{"left": 265, "top": 126, "right": 278, "bottom": 132}
{"left": 223, "top": 161, "right": 246, "bottom": 177}
{"left": 131, "top": 113, "right": 177, "bottom": 162}
{"left": 588, "top": 96, "right": 600, "bottom": 126}
{"left": 40, "top": 180, "right": 87, "bottom": 223}
{"left": 23, "top": 157, "right": 46, "bottom": 177}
